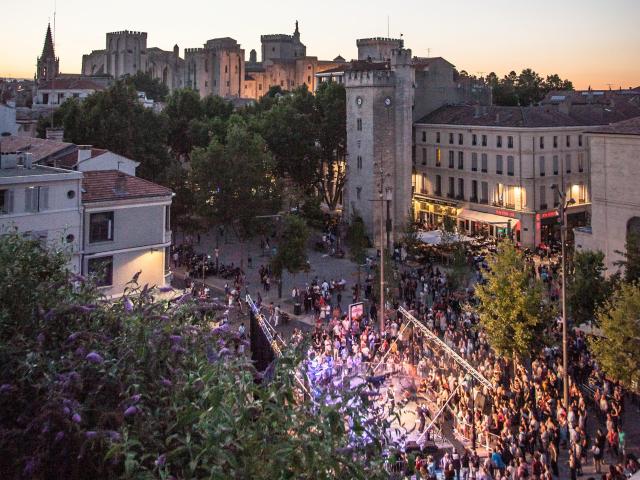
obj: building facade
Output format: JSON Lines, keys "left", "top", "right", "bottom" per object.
{"left": 82, "top": 31, "right": 185, "bottom": 91}
{"left": 413, "top": 108, "right": 592, "bottom": 247}
{"left": 82, "top": 171, "right": 173, "bottom": 297}
{"left": 575, "top": 117, "right": 640, "bottom": 275}
{"left": 0, "top": 152, "right": 83, "bottom": 271}
{"left": 340, "top": 41, "right": 640, "bottom": 247}
{"left": 185, "top": 38, "right": 245, "bottom": 98}
{"left": 341, "top": 38, "right": 491, "bottom": 246}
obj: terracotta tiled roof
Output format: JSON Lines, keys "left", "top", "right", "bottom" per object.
{"left": 587, "top": 116, "right": 640, "bottom": 136}
{"left": 53, "top": 148, "right": 109, "bottom": 168}
{"left": 38, "top": 78, "right": 105, "bottom": 91}
{"left": 346, "top": 60, "right": 391, "bottom": 72}
{"left": 412, "top": 56, "right": 455, "bottom": 68}
{"left": 82, "top": 170, "right": 172, "bottom": 203}
{"left": 417, "top": 102, "right": 640, "bottom": 128}
{"left": 0, "top": 135, "right": 76, "bottom": 163}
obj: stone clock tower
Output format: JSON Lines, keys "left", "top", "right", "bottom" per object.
{"left": 344, "top": 41, "right": 414, "bottom": 246}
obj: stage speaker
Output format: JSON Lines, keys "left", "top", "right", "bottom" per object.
{"left": 250, "top": 308, "right": 275, "bottom": 373}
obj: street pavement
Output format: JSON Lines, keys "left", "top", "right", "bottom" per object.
{"left": 172, "top": 229, "right": 371, "bottom": 330}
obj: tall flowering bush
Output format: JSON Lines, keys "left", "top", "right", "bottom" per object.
{"left": 0, "top": 233, "right": 390, "bottom": 479}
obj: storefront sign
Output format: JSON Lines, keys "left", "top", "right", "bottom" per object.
{"left": 494, "top": 209, "right": 517, "bottom": 218}
{"left": 539, "top": 210, "right": 559, "bottom": 220}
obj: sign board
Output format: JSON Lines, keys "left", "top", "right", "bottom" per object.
{"left": 348, "top": 302, "right": 364, "bottom": 321}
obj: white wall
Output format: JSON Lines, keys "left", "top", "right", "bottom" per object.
{"left": 77, "top": 152, "right": 138, "bottom": 176}
{"left": 0, "top": 168, "right": 83, "bottom": 272}
{"left": 0, "top": 104, "right": 18, "bottom": 136}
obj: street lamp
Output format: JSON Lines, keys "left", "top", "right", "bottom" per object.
{"left": 551, "top": 184, "right": 576, "bottom": 409}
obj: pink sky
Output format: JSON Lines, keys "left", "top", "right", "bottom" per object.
{"left": 2, "top": 0, "right": 638, "bottom": 89}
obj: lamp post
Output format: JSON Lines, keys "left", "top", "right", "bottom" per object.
{"left": 379, "top": 173, "right": 385, "bottom": 334}
{"left": 375, "top": 165, "right": 391, "bottom": 334}
{"left": 552, "top": 184, "right": 576, "bottom": 409}
{"left": 385, "top": 187, "right": 393, "bottom": 253}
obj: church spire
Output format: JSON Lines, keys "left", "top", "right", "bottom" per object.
{"left": 42, "top": 23, "right": 55, "bottom": 60}
{"left": 294, "top": 20, "right": 300, "bottom": 38}
{"left": 37, "top": 23, "right": 59, "bottom": 83}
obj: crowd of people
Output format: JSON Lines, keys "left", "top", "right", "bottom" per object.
{"left": 173, "top": 226, "right": 637, "bottom": 480}
{"left": 286, "top": 246, "right": 637, "bottom": 480}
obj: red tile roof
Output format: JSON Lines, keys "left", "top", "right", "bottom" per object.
{"left": 0, "top": 135, "right": 76, "bottom": 162}
{"left": 587, "top": 116, "right": 640, "bottom": 136}
{"left": 417, "top": 101, "right": 640, "bottom": 128}
{"left": 54, "top": 148, "right": 109, "bottom": 168}
{"left": 38, "top": 78, "right": 105, "bottom": 91}
{"left": 82, "top": 170, "right": 172, "bottom": 203}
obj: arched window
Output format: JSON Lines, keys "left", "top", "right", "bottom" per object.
{"left": 162, "top": 66, "right": 168, "bottom": 85}
{"left": 627, "top": 217, "right": 640, "bottom": 236}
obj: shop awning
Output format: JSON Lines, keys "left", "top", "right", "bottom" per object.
{"left": 458, "top": 208, "right": 518, "bottom": 225}
{"left": 417, "top": 230, "right": 473, "bottom": 245}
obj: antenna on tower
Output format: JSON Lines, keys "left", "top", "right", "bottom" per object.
{"left": 51, "top": 0, "right": 57, "bottom": 129}
{"left": 427, "top": 48, "right": 431, "bottom": 58}
{"left": 606, "top": 83, "right": 613, "bottom": 91}
{"left": 387, "top": 15, "right": 390, "bottom": 38}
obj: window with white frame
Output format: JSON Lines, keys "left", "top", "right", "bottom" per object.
{"left": 24, "top": 186, "right": 49, "bottom": 213}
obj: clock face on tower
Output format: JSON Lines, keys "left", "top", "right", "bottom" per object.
{"left": 356, "top": 96, "right": 363, "bottom": 106}
{"left": 384, "top": 97, "right": 392, "bottom": 107}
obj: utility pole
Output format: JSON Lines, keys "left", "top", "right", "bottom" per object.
{"left": 378, "top": 165, "right": 385, "bottom": 334}
{"left": 553, "top": 184, "right": 575, "bottom": 409}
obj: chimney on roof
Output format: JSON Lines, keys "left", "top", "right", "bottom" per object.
{"left": 23, "top": 152, "right": 33, "bottom": 169}
{"left": 114, "top": 172, "right": 127, "bottom": 195}
{"left": 77, "top": 145, "right": 93, "bottom": 164}
{"left": 45, "top": 127, "right": 64, "bottom": 142}
{"left": 559, "top": 98, "right": 572, "bottom": 116}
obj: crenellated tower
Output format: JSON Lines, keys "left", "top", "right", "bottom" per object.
{"left": 343, "top": 45, "right": 415, "bottom": 246}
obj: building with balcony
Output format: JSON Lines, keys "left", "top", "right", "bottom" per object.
{"left": 81, "top": 170, "right": 173, "bottom": 297}
{"left": 575, "top": 116, "right": 640, "bottom": 275}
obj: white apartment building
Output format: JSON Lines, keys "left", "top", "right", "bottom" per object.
{"left": 0, "top": 152, "right": 83, "bottom": 271}
{"left": 414, "top": 105, "right": 592, "bottom": 247}
{"left": 81, "top": 170, "right": 173, "bottom": 297}
{"left": 1, "top": 142, "right": 173, "bottom": 297}
{"left": 33, "top": 78, "right": 104, "bottom": 110}
{"left": 575, "top": 117, "right": 640, "bottom": 275}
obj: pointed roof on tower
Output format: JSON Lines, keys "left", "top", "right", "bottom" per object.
{"left": 41, "top": 23, "right": 55, "bottom": 60}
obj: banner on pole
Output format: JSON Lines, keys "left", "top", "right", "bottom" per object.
{"left": 348, "top": 302, "right": 364, "bottom": 321}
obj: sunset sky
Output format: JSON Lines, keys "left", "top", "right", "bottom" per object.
{"left": 2, "top": 0, "right": 639, "bottom": 89}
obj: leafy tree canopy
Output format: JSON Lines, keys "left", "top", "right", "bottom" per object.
{"left": 0, "top": 232, "right": 391, "bottom": 479}
{"left": 125, "top": 70, "right": 169, "bottom": 101}
{"left": 567, "top": 250, "right": 613, "bottom": 324}
{"left": 38, "top": 81, "right": 172, "bottom": 183}
{"left": 476, "top": 241, "right": 551, "bottom": 360}
{"left": 590, "top": 282, "right": 640, "bottom": 391}
{"left": 190, "top": 117, "right": 281, "bottom": 240}
{"left": 482, "top": 69, "right": 574, "bottom": 106}
{"left": 271, "top": 214, "right": 310, "bottom": 278}
{"left": 346, "top": 213, "right": 369, "bottom": 265}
